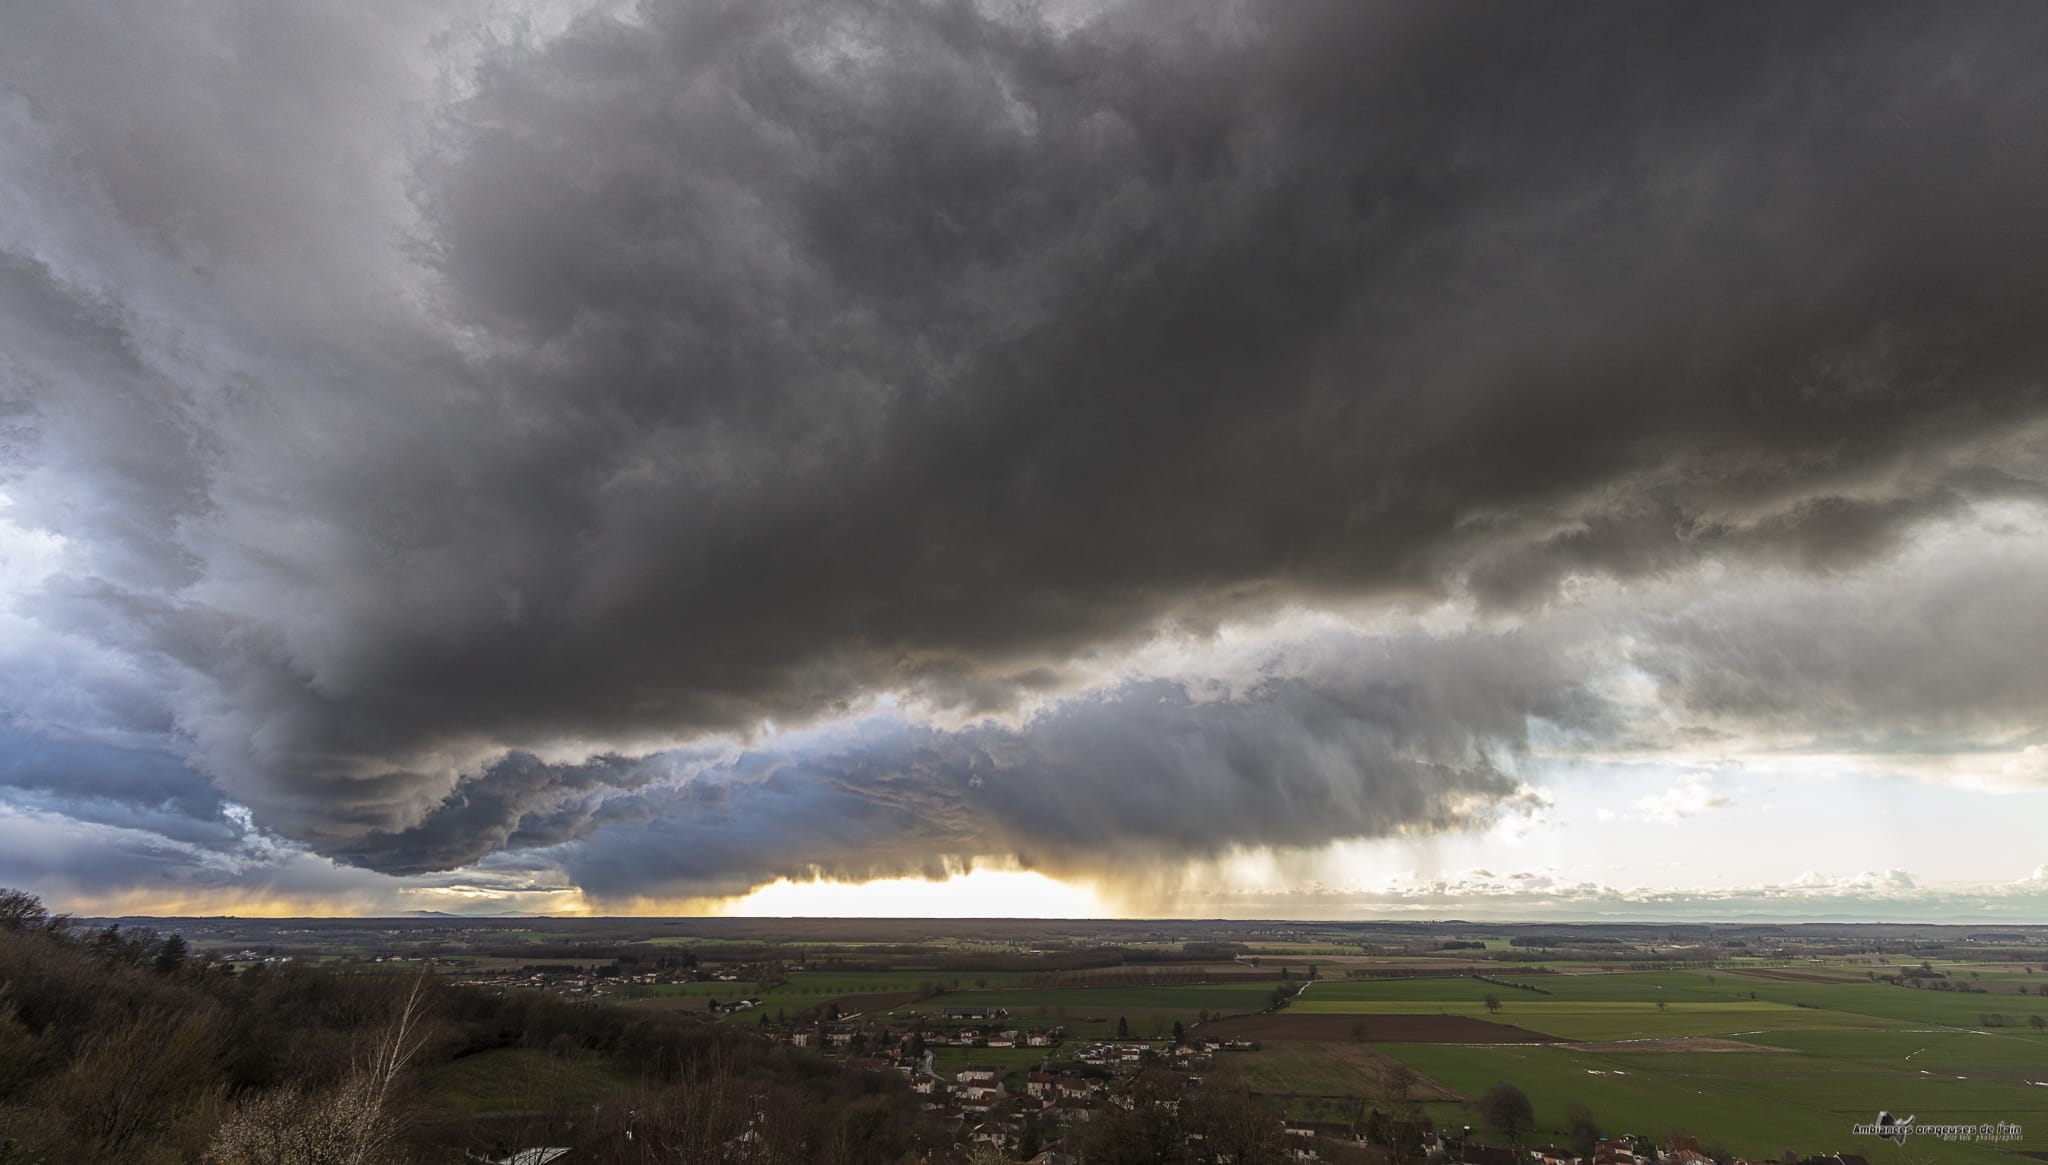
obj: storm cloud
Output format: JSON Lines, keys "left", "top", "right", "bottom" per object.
{"left": 337, "top": 626, "right": 1600, "bottom": 894}
{"left": 3, "top": 1, "right": 2048, "bottom": 903}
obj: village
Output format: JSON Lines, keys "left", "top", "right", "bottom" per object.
{"left": 448, "top": 959, "right": 1871, "bottom": 1165}
{"left": 759, "top": 1012, "right": 1869, "bottom": 1165}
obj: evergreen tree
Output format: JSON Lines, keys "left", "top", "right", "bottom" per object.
{"left": 153, "top": 933, "right": 188, "bottom": 975}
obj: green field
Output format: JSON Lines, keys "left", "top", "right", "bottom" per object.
{"left": 1292, "top": 969, "right": 2048, "bottom": 1043}
{"left": 927, "top": 1044, "right": 1061, "bottom": 1090}
{"left": 1242, "top": 971, "right": 2048, "bottom": 1162}
{"left": 932, "top": 982, "right": 1285, "bottom": 1014}
{"left": 905, "top": 981, "right": 1288, "bottom": 1038}
{"left": 425, "top": 1047, "right": 640, "bottom": 1116}
{"left": 1391, "top": 1041, "right": 2040, "bottom": 1165}
{"left": 611, "top": 969, "right": 1039, "bottom": 1023}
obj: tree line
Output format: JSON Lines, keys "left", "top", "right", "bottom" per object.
{"left": 0, "top": 888, "right": 938, "bottom": 1163}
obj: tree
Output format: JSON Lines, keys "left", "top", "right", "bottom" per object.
{"left": 1566, "top": 1102, "right": 1601, "bottom": 1158}
{"left": 1171, "top": 1020, "right": 1185, "bottom": 1045}
{"left": 2029, "top": 1014, "right": 2046, "bottom": 1033}
{"left": 1656, "top": 1000, "right": 1667, "bottom": 1013}
{"left": 1483, "top": 993, "right": 1501, "bottom": 1015}
{"left": 0, "top": 888, "right": 57, "bottom": 932}
{"left": 208, "top": 974, "right": 431, "bottom": 1165}
{"left": 153, "top": 934, "right": 188, "bottom": 976}
{"left": 1186, "top": 1060, "right": 1287, "bottom": 1164}
{"left": 1376, "top": 1062, "right": 1419, "bottom": 1127}
{"left": 1117, "top": 1015, "right": 1130, "bottom": 1039}
{"left": 1477, "top": 1082, "right": 1534, "bottom": 1145}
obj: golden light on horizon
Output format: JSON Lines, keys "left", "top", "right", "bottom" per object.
{"left": 713, "top": 867, "right": 1112, "bottom": 918}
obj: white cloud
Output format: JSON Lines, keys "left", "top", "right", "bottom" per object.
{"left": 1632, "top": 776, "right": 1734, "bottom": 823}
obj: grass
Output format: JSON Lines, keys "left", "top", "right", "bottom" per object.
{"left": 1266, "top": 970, "right": 2048, "bottom": 1162}
{"left": 1388, "top": 1041, "right": 2038, "bottom": 1164}
{"left": 927, "top": 1044, "right": 1061, "bottom": 1090}
{"left": 1235, "top": 1040, "right": 1455, "bottom": 1101}
{"left": 424, "top": 1047, "right": 640, "bottom": 1116}
{"left": 932, "top": 982, "right": 1285, "bottom": 1013}
{"left": 1291, "top": 969, "right": 2048, "bottom": 1042}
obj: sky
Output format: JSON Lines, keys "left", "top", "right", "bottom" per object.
{"left": 2, "top": 0, "right": 2047, "bottom": 922}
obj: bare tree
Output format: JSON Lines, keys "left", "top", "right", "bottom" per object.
{"left": 207, "top": 975, "right": 432, "bottom": 1165}
{"left": 1477, "top": 1082, "right": 1534, "bottom": 1146}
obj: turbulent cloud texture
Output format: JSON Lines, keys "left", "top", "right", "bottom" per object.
{"left": 3, "top": 0, "right": 2048, "bottom": 909}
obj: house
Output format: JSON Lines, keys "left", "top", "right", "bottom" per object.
{"left": 957, "top": 1064, "right": 1003, "bottom": 1084}
{"left": 1663, "top": 1138, "right": 1713, "bottom": 1165}
{"left": 959, "top": 1085, "right": 1004, "bottom": 1113}
{"left": 1026, "top": 1071, "right": 1055, "bottom": 1097}
{"left": 944, "top": 1006, "right": 1008, "bottom": 1021}
{"left": 1025, "top": 1027, "right": 1062, "bottom": 1046}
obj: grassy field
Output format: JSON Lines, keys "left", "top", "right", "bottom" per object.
{"left": 1391, "top": 1040, "right": 2038, "bottom": 1165}
{"left": 1238, "top": 970, "right": 2048, "bottom": 1162}
{"left": 933, "top": 982, "right": 1285, "bottom": 1013}
{"left": 424, "top": 1047, "right": 641, "bottom": 1116}
{"left": 1234, "top": 1040, "right": 1461, "bottom": 1101}
{"left": 903, "top": 980, "right": 1288, "bottom": 1039}
{"left": 1293, "top": 969, "right": 2048, "bottom": 1042}
{"left": 927, "top": 1044, "right": 1062, "bottom": 1090}
{"left": 613, "top": 969, "right": 1037, "bottom": 1023}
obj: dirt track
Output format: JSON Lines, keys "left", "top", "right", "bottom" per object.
{"left": 1201, "top": 1013, "right": 1559, "bottom": 1043}
{"left": 828, "top": 991, "right": 921, "bottom": 1015}
{"left": 1558, "top": 1037, "right": 1788, "bottom": 1053}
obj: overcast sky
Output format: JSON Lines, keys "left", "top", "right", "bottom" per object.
{"left": 4, "top": 0, "right": 2047, "bottom": 921}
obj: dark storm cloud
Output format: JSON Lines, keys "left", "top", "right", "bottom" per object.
{"left": 1627, "top": 525, "right": 2048, "bottom": 753}
{"left": 340, "top": 628, "right": 1601, "bottom": 891}
{"left": 327, "top": 748, "right": 705, "bottom": 875}
{"left": 0, "top": 731, "right": 230, "bottom": 846}
{"left": 5, "top": 0, "right": 2048, "bottom": 882}
{"left": 561, "top": 673, "right": 1560, "bottom": 901}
